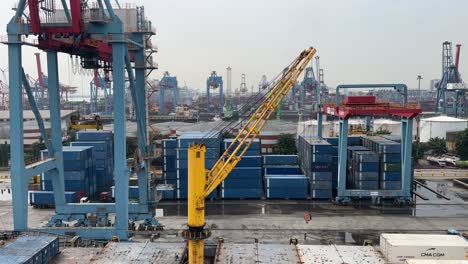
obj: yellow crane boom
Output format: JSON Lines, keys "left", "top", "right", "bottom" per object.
{"left": 182, "top": 47, "right": 317, "bottom": 264}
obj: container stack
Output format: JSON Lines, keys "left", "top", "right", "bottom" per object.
{"left": 221, "top": 138, "right": 263, "bottom": 199}
{"left": 29, "top": 190, "right": 78, "bottom": 208}
{"left": 365, "top": 137, "right": 402, "bottom": 190}
{"left": 325, "top": 137, "right": 339, "bottom": 193}
{"left": 325, "top": 136, "right": 363, "bottom": 193}
{"left": 349, "top": 149, "right": 380, "bottom": 190}
{"left": 75, "top": 131, "right": 114, "bottom": 193}
{"left": 70, "top": 142, "right": 112, "bottom": 193}
{"left": 362, "top": 136, "right": 402, "bottom": 190}
{"left": 41, "top": 146, "right": 95, "bottom": 199}
{"left": 263, "top": 155, "right": 308, "bottom": 199}
{"left": 176, "top": 131, "right": 221, "bottom": 199}
{"left": 0, "top": 236, "right": 60, "bottom": 264}
{"left": 298, "top": 136, "right": 333, "bottom": 199}
{"left": 111, "top": 186, "right": 139, "bottom": 200}
{"left": 161, "top": 138, "right": 177, "bottom": 199}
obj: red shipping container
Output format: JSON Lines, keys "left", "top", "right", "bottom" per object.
{"left": 345, "top": 96, "right": 376, "bottom": 104}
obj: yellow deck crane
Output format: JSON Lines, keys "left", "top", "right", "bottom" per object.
{"left": 181, "top": 47, "right": 317, "bottom": 263}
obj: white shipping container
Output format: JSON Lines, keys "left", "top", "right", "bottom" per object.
{"left": 406, "top": 260, "right": 468, "bottom": 264}
{"left": 380, "top": 234, "right": 468, "bottom": 264}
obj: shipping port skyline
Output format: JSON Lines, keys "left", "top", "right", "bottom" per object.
{"left": 0, "top": 1, "right": 468, "bottom": 263}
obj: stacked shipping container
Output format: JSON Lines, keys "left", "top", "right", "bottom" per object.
{"left": 162, "top": 138, "right": 177, "bottom": 199}
{"left": 263, "top": 155, "right": 308, "bottom": 199}
{"left": 176, "top": 131, "right": 221, "bottom": 199}
{"left": 298, "top": 136, "right": 334, "bottom": 199}
{"left": 349, "top": 149, "right": 380, "bottom": 189}
{"left": 29, "top": 191, "right": 78, "bottom": 208}
{"left": 75, "top": 131, "right": 114, "bottom": 193}
{"left": 362, "top": 136, "right": 402, "bottom": 190}
{"left": 221, "top": 138, "right": 263, "bottom": 198}
{"left": 41, "top": 146, "right": 95, "bottom": 199}
{"left": 0, "top": 235, "right": 60, "bottom": 264}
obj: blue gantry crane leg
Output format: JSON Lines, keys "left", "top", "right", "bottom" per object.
{"left": 6, "top": 0, "right": 158, "bottom": 240}
{"left": 46, "top": 51, "right": 67, "bottom": 209}
{"left": 112, "top": 40, "right": 129, "bottom": 237}
{"left": 9, "top": 31, "right": 28, "bottom": 231}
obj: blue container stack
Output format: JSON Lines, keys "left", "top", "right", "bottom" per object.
{"left": 221, "top": 138, "right": 263, "bottom": 198}
{"left": 29, "top": 190, "right": 78, "bottom": 208}
{"left": 263, "top": 155, "right": 308, "bottom": 199}
{"left": 324, "top": 137, "right": 339, "bottom": 193}
{"left": 41, "top": 146, "right": 95, "bottom": 199}
{"left": 161, "top": 138, "right": 177, "bottom": 199}
{"left": 349, "top": 148, "right": 380, "bottom": 190}
{"left": 0, "top": 235, "right": 60, "bottom": 264}
{"left": 75, "top": 131, "right": 114, "bottom": 193}
{"left": 70, "top": 142, "right": 112, "bottom": 193}
{"left": 298, "top": 136, "right": 333, "bottom": 199}
{"left": 346, "top": 146, "right": 370, "bottom": 188}
{"left": 176, "top": 131, "right": 221, "bottom": 199}
{"left": 362, "top": 136, "right": 402, "bottom": 190}
{"left": 111, "top": 186, "right": 140, "bottom": 200}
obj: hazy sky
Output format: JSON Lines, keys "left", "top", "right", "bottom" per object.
{"left": 1, "top": 0, "right": 468, "bottom": 97}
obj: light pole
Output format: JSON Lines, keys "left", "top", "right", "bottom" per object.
{"left": 417, "top": 75, "right": 423, "bottom": 103}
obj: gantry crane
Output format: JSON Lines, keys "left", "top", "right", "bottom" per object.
{"left": 5, "top": 0, "right": 158, "bottom": 240}
{"left": 181, "top": 47, "right": 317, "bottom": 263}
{"left": 206, "top": 71, "right": 223, "bottom": 113}
{"left": 159, "top": 71, "right": 178, "bottom": 115}
{"left": 436, "top": 41, "right": 466, "bottom": 116}
{"left": 34, "top": 53, "right": 78, "bottom": 107}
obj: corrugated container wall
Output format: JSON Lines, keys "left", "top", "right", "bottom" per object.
{"left": 380, "top": 233, "right": 468, "bottom": 264}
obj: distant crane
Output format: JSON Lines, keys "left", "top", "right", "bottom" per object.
{"left": 239, "top": 74, "right": 248, "bottom": 94}
{"left": 34, "top": 53, "right": 47, "bottom": 109}
{"left": 0, "top": 80, "right": 8, "bottom": 110}
{"left": 0, "top": 68, "right": 9, "bottom": 110}
{"left": 206, "top": 71, "right": 223, "bottom": 113}
{"left": 300, "top": 62, "right": 318, "bottom": 110}
{"left": 417, "top": 75, "right": 423, "bottom": 103}
{"left": 89, "top": 69, "right": 112, "bottom": 115}
{"left": 258, "top": 74, "right": 268, "bottom": 93}
{"left": 435, "top": 41, "right": 466, "bottom": 116}
{"left": 224, "top": 67, "right": 233, "bottom": 118}
{"left": 34, "top": 53, "right": 77, "bottom": 107}
{"left": 159, "top": 71, "right": 178, "bottom": 115}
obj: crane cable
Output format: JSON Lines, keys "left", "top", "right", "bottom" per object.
{"left": 198, "top": 61, "right": 293, "bottom": 158}
{"left": 199, "top": 64, "right": 288, "bottom": 143}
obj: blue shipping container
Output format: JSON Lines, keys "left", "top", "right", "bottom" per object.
{"left": 381, "top": 172, "right": 402, "bottom": 181}
{"left": 310, "top": 189, "right": 333, "bottom": 199}
{"left": 263, "top": 155, "right": 298, "bottom": 166}
{"left": 310, "top": 172, "right": 333, "bottom": 181}
{"left": 309, "top": 180, "right": 333, "bottom": 189}
{"left": 29, "top": 191, "right": 77, "bottom": 207}
{"left": 77, "top": 131, "right": 113, "bottom": 141}
{"left": 264, "top": 166, "right": 302, "bottom": 175}
{"left": 221, "top": 188, "right": 262, "bottom": 199}
{"left": 380, "top": 181, "right": 401, "bottom": 190}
